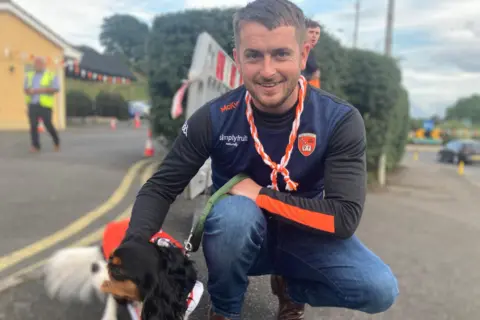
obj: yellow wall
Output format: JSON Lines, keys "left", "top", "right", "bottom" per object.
{"left": 0, "top": 11, "right": 66, "bottom": 131}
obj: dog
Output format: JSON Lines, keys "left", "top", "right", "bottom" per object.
{"left": 43, "top": 218, "right": 204, "bottom": 320}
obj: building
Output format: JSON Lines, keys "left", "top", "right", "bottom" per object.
{"left": 0, "top": 0, "right": 82, "bottom": 131}
{"left": 67, "top": 45, "right": 136, "bottom": 84}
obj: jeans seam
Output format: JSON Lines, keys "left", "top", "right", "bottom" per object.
{"left": 278, "top": 247, "right": 348, "bottom": 300}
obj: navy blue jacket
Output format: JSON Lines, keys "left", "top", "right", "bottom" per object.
{"left": 127, "top": 84, "right": 367, "bottom": 240}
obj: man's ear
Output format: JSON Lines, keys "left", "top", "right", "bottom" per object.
{"left": 300, "top": 42, "right": 311, "bottom": 70}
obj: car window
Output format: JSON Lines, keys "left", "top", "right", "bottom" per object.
{"left": 447, "top": 141, "right": 461, "bottom": 151}
{"left": 446, "top": 141, "right": 456, "bottom": 149}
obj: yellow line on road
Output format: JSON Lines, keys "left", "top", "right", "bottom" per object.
{"left": 0, "top": 160, "right": 159, "bottom": 290}
{"left": 0, "top": 158, "right": 152, "bottom": 273}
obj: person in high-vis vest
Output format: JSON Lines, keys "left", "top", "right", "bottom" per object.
{"left": 303, "top": 18, "right": 321, "bottom": 88}
{"left": 24, "top": 56, "right": 60, "bottom": 152}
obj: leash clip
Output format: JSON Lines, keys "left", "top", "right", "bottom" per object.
{"left": 184, "top": 233, "right": 193, "bottom": 254}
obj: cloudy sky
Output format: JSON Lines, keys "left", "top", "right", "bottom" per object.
{"left": 12, "top": 0, "right": 480, "bottom": 118}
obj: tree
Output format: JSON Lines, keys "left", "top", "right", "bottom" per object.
{"left": 445, "top": 94, "right": 480, "bottom": 124}
{"left": 99, "top": 14, "right": 150, "bottom": 62}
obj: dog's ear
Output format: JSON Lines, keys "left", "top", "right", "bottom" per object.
{"left": 141, "top": 246, "right": 198, "bottom": 320}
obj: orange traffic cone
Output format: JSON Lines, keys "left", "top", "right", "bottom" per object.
{"left": 134, "top": 113, "right": 141, "bottom": 129}
{"left": 110, "top": 118, "right": 117, "bottom": 130}
{"left": 37, "top": 118, "right": 45, "bottom": 133}
{"left": 144, "top": 129, "right": 154, "bottom": 157}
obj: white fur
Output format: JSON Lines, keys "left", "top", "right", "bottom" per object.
{"left": 43, "top": 245, "right": 203, "bottom": 320}
{"left": 43, "top": 246, "right": 118, "bottom": 320}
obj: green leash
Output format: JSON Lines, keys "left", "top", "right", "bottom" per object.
{"left": 184, "top": 173, "right": 249, "bottom": 253}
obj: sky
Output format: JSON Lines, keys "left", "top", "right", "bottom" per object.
{"left": 11, "top": 0, "right": 480, "bottom": 118}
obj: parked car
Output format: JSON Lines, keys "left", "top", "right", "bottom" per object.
{"left": 437, "top": 139, "right": 480, "bottom": 164}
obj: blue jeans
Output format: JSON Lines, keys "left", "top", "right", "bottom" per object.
{"left": 202, "top": 196, "right": 399, "bottom": 319}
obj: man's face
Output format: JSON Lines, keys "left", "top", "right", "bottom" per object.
{"left": 34, "top": 58, "right": 45, "bottom": 72}
{"left": 234, "top": 22, "right": 310, "bottom": 111}
{"left": 307, "top": 27, "right": 321, "bottom": 48}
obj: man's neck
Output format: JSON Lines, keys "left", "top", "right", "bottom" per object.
{"left": 252, "top": 84, "right": 299, "bottom": 115}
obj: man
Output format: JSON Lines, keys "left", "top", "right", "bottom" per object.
{"left": 24, "top": 57, "right": 60, "bottom": 152}
{"left": 112, "top": 0, "right": 399, "bottom": 319}
{"left": 303, "top": 18, "right": 321, "bottom": 88}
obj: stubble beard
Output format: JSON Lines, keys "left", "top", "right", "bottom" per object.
{"left": 246, "top": 77, "right": 299, "bottom": 112}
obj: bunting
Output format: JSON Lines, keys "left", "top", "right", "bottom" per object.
{"left": 2, "top": 46, "right": 133, "bottom": 84}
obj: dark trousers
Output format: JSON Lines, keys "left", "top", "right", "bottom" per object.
{"left": 28, "top": 103, "right": 60, "bottom": 149}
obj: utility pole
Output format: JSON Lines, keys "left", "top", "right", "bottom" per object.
{"left": 384, "top": 0, "right": 395, "bottom": 56}
{"left": 378, "top": 0, "right": 395, "bottom": 187}
{"left": 353, "top": 0, "right": 360, "bottom": 48}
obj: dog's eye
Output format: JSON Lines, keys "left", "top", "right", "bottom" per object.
{"left": 91, "top": 262, "right": 100, "bottom": 273}
{"left": 109, "top": 266, "right": 129, "bottom": 281}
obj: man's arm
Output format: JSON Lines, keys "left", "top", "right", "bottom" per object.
{"left": 255, "top": 107, "right": 366, "bottom": 239}
{"left": 34, "top": 75, "right": 60, "bottom": 94}
{"left": 123, "top": 105, "right": 212, "bottom": 242}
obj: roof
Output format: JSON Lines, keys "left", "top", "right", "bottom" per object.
{"left": 74, "top": 46, "right": 137, "bottom": 80}
{"left": 0, "top": 0, "right": 82, "bottom": 60}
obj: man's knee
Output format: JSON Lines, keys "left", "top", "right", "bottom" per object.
{"left": 203, "top": 195, "right": 267, "bottom": 257}
{"left": 360, "top": 270, "right": 399, "bottom": 314}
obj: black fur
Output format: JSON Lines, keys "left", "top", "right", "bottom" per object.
{"left": 108, "top": 239, "right": 197, "bottom": 320}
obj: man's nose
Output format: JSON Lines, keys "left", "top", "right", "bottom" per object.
{"left": 259, "top": 56, "right": 276, "bottom": 78}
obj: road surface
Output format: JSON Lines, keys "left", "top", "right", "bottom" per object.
{"left": 407, "top": 148, "right": 480, "bottom": 188}
{"left": 1, "top": 142, "right": 479, "bottom": 320}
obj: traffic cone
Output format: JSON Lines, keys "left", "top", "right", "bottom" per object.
{"left": 37, "top": 118, "right": 45, "bottom": 133}
{"left": 110, "top": 118, "right": 117, "bottom": 130}
{"left": 134, "top": 113, "right": 141, "bottom": 129}
{"left": 144, "top": 129, "right": 154, "bottom": 157}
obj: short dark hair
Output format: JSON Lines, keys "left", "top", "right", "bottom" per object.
{"left": 233, "top": 0, "right": 306, "bottom": 46}
{"left": 305, "top": 18, "right": 320, "bottom": 29}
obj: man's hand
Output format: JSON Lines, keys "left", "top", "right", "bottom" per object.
{"left": 25, "top": 88, "right": 34, "bottom": 95}
{"left": 229, "top": 178, "right": 262, "bottom": 201}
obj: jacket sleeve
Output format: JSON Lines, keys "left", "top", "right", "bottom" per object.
{"left": 255, "top": 107, "right": 367, "bottom": 239}
{"left": 123, "top": 104, "right": 212, "bottom": 242}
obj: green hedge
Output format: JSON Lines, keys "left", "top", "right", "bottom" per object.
{"left": 66, "top": 90, "right": 93, "bottom": 117}
{"left": 342, "top": 49, "right": 404, "bottom": 172}
{"left": 95, "top": 91, "right": 130, "bottom": 120}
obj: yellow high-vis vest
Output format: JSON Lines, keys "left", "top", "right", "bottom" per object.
{"left": 25, "top": 71, "right": 56, "bottom": 108}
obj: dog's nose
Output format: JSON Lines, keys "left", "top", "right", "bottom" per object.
{"left": 91, "top": 262, "right": 100, "bottom": 273}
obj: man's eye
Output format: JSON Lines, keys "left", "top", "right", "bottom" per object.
{"left": 275, "top": 51, "right": 290, "bottom": 58}
{"left": 246, "top": 52, "right": 260, "bottom": 59}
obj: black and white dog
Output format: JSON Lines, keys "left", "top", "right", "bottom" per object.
{"left": 43, "top": 219, "right": 204, "bottom": 320}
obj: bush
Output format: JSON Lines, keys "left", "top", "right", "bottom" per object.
{"left": 66, "top": 90, "right": 93, "bottom": 117}
{"left": 95, "top": 91, "right": 130, "bottom": 120}
{"left": 342, "top": 49, "right": 403, "bottom": 172}
{"left": 385, "top": 87, "right": 410, "bottom": 170}
{"left": 312, "top": 26, "right": 349, "bottom": 99}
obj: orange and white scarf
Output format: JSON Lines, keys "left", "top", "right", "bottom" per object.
{"left": 245, "top": 76, "right": 308, "bottom": 191}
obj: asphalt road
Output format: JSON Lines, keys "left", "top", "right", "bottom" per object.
{"left": 1, "top": 145, "right": 480, "bottom": 320}
{"left": 0, "top": 123, "right": 154, "bottom": 279}
{"left": 407, "top": 149, "right": 480, "bottom": 188}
